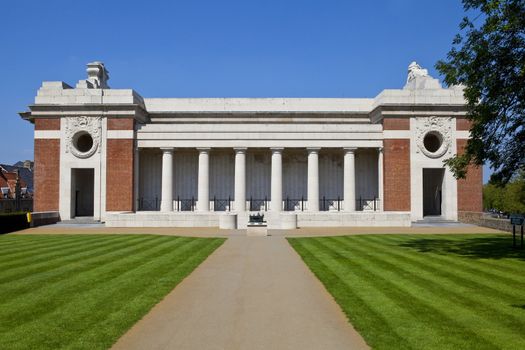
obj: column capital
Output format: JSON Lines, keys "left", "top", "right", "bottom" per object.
{"left": 160, "top": 147, "right": 174, "bottom": 153}
{"left": 234, "top": 147, "right": 247, "bottom": 153}
{"left": 377, "top": 146, "right": 384, "bottom": 153}
{"left": 197, "top": 147, "right": 211, "bottom": 153}
{"left": 343, "top": 147, "right": 358, "bottom": 153}
{"left": 307, "top": 147, "right": 321, "bottom": 153}
{"left": 270, "top": 147, "right": 284, "bottom": 153}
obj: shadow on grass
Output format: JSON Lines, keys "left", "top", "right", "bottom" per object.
{"left": 399, "top": 235, "right": 525, "bottom": 260}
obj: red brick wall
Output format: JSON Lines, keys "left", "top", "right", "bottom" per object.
{"left": 383, "top": 118, "right": 410, "bottom": 130}
{"left": 34, "top": 139, "right": 60, "bottom": 212}
{"left": 456, "top": 118, "right": 472, "bottom": 131}
{"left": 457, "top": 139, "right": 483, "bottom": 212}
{"left": 108, "top": 118, "right": 134, "bottom": 130}
{"left": 106, "top": 139, "right": 134, "bottom": 211}
{"left": 383, "top": 139, "right": 411, "bottom": 211}
{"left": 35, "top": 118, "right": 60, "bottom": 130}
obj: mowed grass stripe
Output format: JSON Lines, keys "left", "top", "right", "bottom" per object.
{"left": 288, "top": 235, "right": 525, "bottom": 350}
{"left": 392, "top": 234, "right": 525, "bottom": 275}
{"left": 0, "top": 234, "right": 76, "bottom": 247}
{"left": 360, "top": 235, "right": 525, "bottom": 298}
{"left": 0, "top": 235, "right": 188, "bottom": 316}
{"left": 0, "top": 235, "right": 150, "bottom": 276}
{"left": 0, "top": 235, "right": 134, "bottom": 270}
{"left": 45, "top": 238, "right": 223, "bottom": 350}
{"left": 0, "top": 235, "right": 166, "bottom": 302}
{"left": 0, "top": 235, "right": 133, "bottom": 272}
{"left": 1, "top": 236, "right": 198, "bottom": 325}
{"left": 3, "top": 237, "right": 210, "bottom": 345}
{"left": 294, "top": 238, "right": 459, "bottom": 350}
{"left": 0, "top": 235, "right": 153, "bottom": 287}
{"left": 288, "top": 238, "right": 413, "bottom": 349}
{"left": 310, "top": 237, "right": 495, "bottom": 350}
{"left": 0, "top": 235, "right": 75, "bottom": 250}
{"left": 328, "top": 236, "right": 525, "bottom": 342}
{"left": 0, "top": 235, "right": 101, "bottom": 259}
{"left": 0, "top": 234, "right": 224, "bottom": 350}
{"left": 297, "top": 238, "right": 480, "bottom": 350}
{"left": 373, "top": 234, "right": 525, "bottom": 278}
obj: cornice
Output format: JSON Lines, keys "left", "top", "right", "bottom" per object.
{"left": 22, "top": 104, "right": 149, "bottom": 123}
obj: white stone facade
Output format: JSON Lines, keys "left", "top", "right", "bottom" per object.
{"left": 21, "top": 61, "right": 476, "bottom": 228}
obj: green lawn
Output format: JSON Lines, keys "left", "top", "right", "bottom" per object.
{"left": 288, "top": 234, "right": 525, "bottom": 350}
{"left": 0, "top": 234, "right": 224, "bottom": 350}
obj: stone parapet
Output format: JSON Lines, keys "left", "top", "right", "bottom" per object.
{"left": 30, "top": 211, "right": 60, "bottom": 227}
{"left": 458, "top": 211, "right": 512, "bottom": 232}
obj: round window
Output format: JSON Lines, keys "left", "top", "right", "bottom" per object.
{"left": 73, "top": 132, "right": 94, "bottom": 153}
{"left": 423, "top": 131, "right": 443, "bottom": 153}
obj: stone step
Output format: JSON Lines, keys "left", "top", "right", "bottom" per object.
{"left": 413, "top": 216, "right": 461, "bottom": 224}
{"left": 59, "top": 217, "right": 101, "bottom": 225}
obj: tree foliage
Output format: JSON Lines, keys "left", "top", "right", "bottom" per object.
{"left": 436, "top": 0, "right": 525, "bottom": 184}
{"left": 483, "top": 173, "right": 525, "bottom": 213}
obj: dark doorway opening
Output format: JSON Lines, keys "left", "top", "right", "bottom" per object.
{"left": 423, "top": 168, "right": 444, "bottom": 217}
{"left": 72, "top": 168, "right": 94, "bottom": 217}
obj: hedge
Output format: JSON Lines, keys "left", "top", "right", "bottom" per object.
{"left": 0, "top": 212, "right": 31, "bottom": 234}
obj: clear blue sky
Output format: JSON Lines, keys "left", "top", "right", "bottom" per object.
{"left": 0, "top": 0, "right": 492, "bottom": 182}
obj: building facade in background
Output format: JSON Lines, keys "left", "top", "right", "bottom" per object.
{"left": 20, "top": 62, "right": 482, "bottom": 228}
{"left": 0, "top": 164, "right": 33, "bottom": 213}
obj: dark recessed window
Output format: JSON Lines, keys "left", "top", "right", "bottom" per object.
{"left": 423, "top": 132, "right": 442, "bottom": 153}
{"left": 74, "top": 132, "right": 93, "bottom": 153}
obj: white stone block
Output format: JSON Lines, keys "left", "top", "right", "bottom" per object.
{"left": 41, "top": 81, "right": 71, "bottom": 89}
{"left": 280, "top": 213, "right": 297, "bottom": 229}
{"left": 247, "top": 225, "right": 268, "bottom": 236}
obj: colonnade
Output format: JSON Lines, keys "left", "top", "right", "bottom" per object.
{"left": 156, "top": 147, "right": 383, "bottom": 212}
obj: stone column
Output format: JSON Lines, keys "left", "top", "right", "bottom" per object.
{"left": 344, "top": 147, "right": 357, "bottom": 212}
{"left": 234, "top": 148, "right": 247, "bottom": 211}
{"left": 307, "top": 148, "right": 320, "bottom": 211}
{"left": 133, "top": 146, "right": 140, "bottom": 212}
{"left": 197, "top": 148, "right": 210, "bottom": 212}
{"left": 378, "top": 147, "right": 384, "bottom": 211}
{"left": 160, "top": 148, "right": 174, "bottom": 212}
{"left": 271, "top": 148, "right": 283, "bottom": 212}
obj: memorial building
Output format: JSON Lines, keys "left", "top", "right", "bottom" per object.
{"left": 20, "top": 61, "right": 482, "bottom": 228}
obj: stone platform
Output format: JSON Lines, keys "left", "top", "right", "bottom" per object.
{"left": 105, "top": 211, "right": 411, "bottom": 228}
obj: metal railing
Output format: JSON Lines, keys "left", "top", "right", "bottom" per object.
{"left": 136, "top": 196, "right": 381, "bottom": 212}
{"left": 176, "top": 197, "right": 195, "bottom": 211}
{"left": 0, "top": 199, "right": 33, "bottom": 213}
{"left": 320, "top": 197, "right": 342, "bottom": 211}
{"left": 213, "top": 197, "right": 231, "bottom": 212}
{"left": 249, "top": 197, "right": 268, "bottom": 211}
{"left": 284, "top": 197, "right": 305, "bottom": 211}
{"left": 137, "top": 197, "right": 160, "bottom": 211}
{"left": 356, "top": 197, "right": 380, "bottom": 211}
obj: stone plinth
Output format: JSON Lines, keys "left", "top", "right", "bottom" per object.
{"left": 247, "top": 224, "right": 268, "bottom": 237}
{"left": 219, "top": 213, "right": 237, "bottom": 229}
{"left": 280, "top": 213, "right": 298, "bottom": 229}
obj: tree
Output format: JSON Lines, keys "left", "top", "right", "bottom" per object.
{"left": 501, "top": 175, "right": 525, "bottom": 213}
{"left": 436, "top": 0, "right": 525, "bottom": 184}
{"left": 483, "top": 172, "right": 525, "bottom": 213}
{"left": 483, "top": 182, "right": 504, "bottom": 210}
